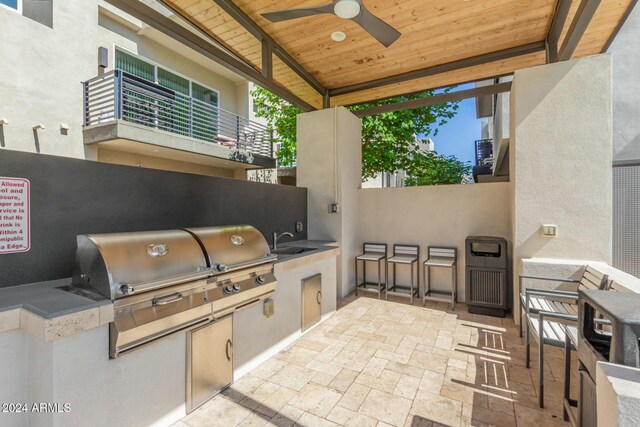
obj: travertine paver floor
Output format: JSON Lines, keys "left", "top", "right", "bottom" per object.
{"left": 175, "top": 294, "right": 575, "bottom": 427}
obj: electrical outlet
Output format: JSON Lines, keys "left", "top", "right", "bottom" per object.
{"left": 295, "top": 221, "right": 303, "bottom": 233}
{"left": 329, "top": 203, "right": 339, "bottom": 214}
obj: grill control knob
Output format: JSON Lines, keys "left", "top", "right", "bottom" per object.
{"left": 215, "top": 264, "right": 228, "bottom": 272}
{"left": 256, "top": 275, "right": 267, "bottom": 285}
{"left": 120, "top": 284, "right": 134, "bottom": 295}
{"left": 232, "top": 283, "right": 241, "bottom": 292}
{"left": 223, "top": 285, "right": 234, "bottom": 295}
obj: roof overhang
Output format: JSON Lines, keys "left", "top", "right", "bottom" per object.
{"left": 106, "top": 0, "right": 637, "bottom": 111}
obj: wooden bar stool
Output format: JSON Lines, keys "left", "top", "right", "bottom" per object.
{"left": 386, "top": 244, "right": 419, "bottom": 304}
{"left": 423, "top": 246, "right": 457, "bottom": 310}
{"left": 355, "top": 243, "right": 387, "bottom": 298}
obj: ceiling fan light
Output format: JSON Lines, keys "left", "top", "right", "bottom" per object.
{"left": 334, "top": 0, "right": 361, "bottom": 19}
{"left": 331, "top": 31, "right": 347, "bottom": 42}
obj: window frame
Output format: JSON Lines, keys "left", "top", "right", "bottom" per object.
{"left": 0, "top": 0, "right": 22, "bottom": 14}
{"left": 113, "top": 46, "right": 221, "bottom": 107}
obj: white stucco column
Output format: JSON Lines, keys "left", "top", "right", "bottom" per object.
{"left": 509, "top": 54, "right": 613, "bottom": 317}
{"left": 297, "top": 107, "right": 362, "bottom": 297}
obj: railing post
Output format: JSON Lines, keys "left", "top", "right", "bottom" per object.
{"left": 114, "top": 70, "right": 123, "bottom": 120}
{"left": 236, "top": 115, "right": 240, "bottom": 147}
{"left": 189, "top": 97, "right": 193, "bottom": 138}
{"left": 83, "top": 81, "right": 88, "bottom": 126}
{"left": 270, "top": 130, "right": 274, "bottom": 158}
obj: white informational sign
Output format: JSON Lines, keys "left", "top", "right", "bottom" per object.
{"left": 0, "top": 177, "right": 30, "bottom": 254}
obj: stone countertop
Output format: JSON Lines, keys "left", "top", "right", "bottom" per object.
{"left": 0, "top": 239, "right": 339, "bottom": 340}
{"left": 273, "top": 240, "right": 340, "bottom": 274}
{"left": 0, "top": 278, "right": 111, "bottom": 319}
{"left": 0, "top": 278, "right": 113, "bottom": 340}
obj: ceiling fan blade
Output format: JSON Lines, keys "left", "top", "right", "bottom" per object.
{"left": 262, "top": 4, "right": 335, "bottom": 23}
{"left": 352, "top": 7, "right": 401, "bottom": 47}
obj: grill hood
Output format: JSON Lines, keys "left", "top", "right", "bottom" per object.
{"left": 72, "top": 225, "right": 275, "bottom": 300}
{"left": 72, "top": 229, "right": 210, "bottom": 300}
{"left": 185, "top": 225, "right": 275, "bottom": 274}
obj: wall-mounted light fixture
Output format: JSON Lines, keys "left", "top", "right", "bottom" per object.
{"left": 331, "top": 31, "right": 347, "bottom": 42}
{"left": 98, "top": 47, "right": 109, "bottom": 69}
{"left": 0, "top": 118, "right": 8, "bottom": 126}
{"left": 32, "top": 124, "right": 45, "bottom": 131}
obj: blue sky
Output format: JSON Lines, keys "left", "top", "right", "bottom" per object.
{"left": 417, "top": 83, "right": 485, "bottom": 165}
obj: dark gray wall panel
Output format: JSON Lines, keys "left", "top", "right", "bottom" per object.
{"left": 613, "top": 164, "right": 640, "bottom": 277}
{"left": 0, "top": 150, "right": 307, "bottom": 288}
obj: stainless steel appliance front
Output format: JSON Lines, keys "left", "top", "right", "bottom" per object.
{"left": 186, "top": 315, "right": 234, "bottom": 413}
{"left": 302, "top": 274, "right": 322, "bottom": 332}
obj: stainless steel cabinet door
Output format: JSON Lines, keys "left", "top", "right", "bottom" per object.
{"left": 302, "top": 274, "right": 322, "bottom": 332}
{"left": 187, "top": 315, "right": 233, "bottom": 413}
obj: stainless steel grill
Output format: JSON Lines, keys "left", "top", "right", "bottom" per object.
{"left": 72, "top": 225, "right": 277, "bottom": 358}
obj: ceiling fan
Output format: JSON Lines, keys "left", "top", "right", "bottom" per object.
{"left": 261, "top": 0, "right": 401, "bottom": 48}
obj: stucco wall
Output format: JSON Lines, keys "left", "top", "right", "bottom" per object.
{"left": 0, "top": 1, "right": 250, "bottom": 164}
{"left": 0, "top": 0, "right": 98, "bottom": 158}
{"left": 297, "top": 107, "right": 362, "bottom": 298}
{"left": 358, "top": 183, "right": 512, "bottom": 302}
{"left": 510, "top": 54, "right": 613, "bottom": 316}
{"left": 608, "top": 5, "right": 640, "bottom": 162}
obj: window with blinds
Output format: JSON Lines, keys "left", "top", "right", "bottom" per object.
{"left": 158, "top": 68, "right": 190, "bottom": 95}
{"left": 115, "top": 50, "right": 155, "bottom": 81}
{"left": 114, "top": 48, "right": 221, "bottom": 139}
{"left": 192, "top": 82, "right": 219, "bottom": 106}
{"left": 114, "top": 49, "right": 219, "bottom": 107}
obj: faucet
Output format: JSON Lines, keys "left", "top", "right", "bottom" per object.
{"left": 272, "top": 230, "right": 294, "bottom": 250}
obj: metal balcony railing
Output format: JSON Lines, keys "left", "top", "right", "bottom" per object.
{"left": 474, "top": 138, "right": 494, "bottom": 166}
{"left": 83, "top": 70, "right": 275, "bottom": 158}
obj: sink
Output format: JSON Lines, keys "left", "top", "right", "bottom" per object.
{"left": 272, "top": 246, "right": 316, "bottom": 255}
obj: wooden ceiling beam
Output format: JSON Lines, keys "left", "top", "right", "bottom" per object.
{"left": 557, "top": 0, "right": 602, "bottom": 61}
{"left": 328, "top": 42, "right": 546, "bottom": 97}
{"left": 209, "top": 0, "right": 327, "bottom": 96}
{"left": 352, "top": 82, "right": 512, "bottom": 117}
{"left": 262, "top": 38, "right": 273, "bottom": 79}
{"left": 105, "top": 0, "right": 316, "bottom": 111}
{"left": 546, "top": 0, "right": 573, "bottom": 62}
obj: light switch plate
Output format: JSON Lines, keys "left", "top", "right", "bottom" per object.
{"left": 541, "top": 224, "right": 558, "bottom": 237}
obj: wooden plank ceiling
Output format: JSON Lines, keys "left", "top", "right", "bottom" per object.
{"left": 164, "top": 0, "right": 635, "bottom": 108}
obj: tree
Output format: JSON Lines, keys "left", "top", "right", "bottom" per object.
{"left": 251, "top": 86, "right": 466, "bottom": 184}
{"left": 403, "top": 148, "right": 471, "bottom": 186}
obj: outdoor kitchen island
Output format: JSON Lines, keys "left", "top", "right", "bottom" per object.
{"left": 0, "top": 240, "right": 339, "bottom": 427}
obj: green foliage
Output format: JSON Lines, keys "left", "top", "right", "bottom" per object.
{"left": 251, "top": 87, "right": 302, "bottom": 167}
{"left": 403, "top": 149, "right": 471, "bottom": 186}
{"left": 251, "top": 86, "right": 466, "bottom": 185}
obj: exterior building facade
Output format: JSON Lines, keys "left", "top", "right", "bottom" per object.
{"left": 0, "top": 0, "right": 273, "bottom": 179}
{"left": 481, "top": 6, "right": 640, "bottom": 277}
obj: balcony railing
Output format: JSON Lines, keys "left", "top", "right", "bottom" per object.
{"left": 474, "top": 138, "right": 493, "bottom": 166}
{"left": 83, "top": 70, "right": 274, "bottom": 158}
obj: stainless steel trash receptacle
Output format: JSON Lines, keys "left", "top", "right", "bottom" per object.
{"left": 465, "top": 236, "right": 510, "bottom": 317}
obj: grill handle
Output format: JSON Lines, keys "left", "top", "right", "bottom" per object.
{"left": 119, "top": 268, "right": 212, "bottom": 296}
{"left": 152, "top": 292, "right": 183, "bottom": 306}
{"left": 214, "top": 255, "right": 278, "bottom": 275}
{"left": 225, "top": 339, "right": 233, "bottom": 361}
